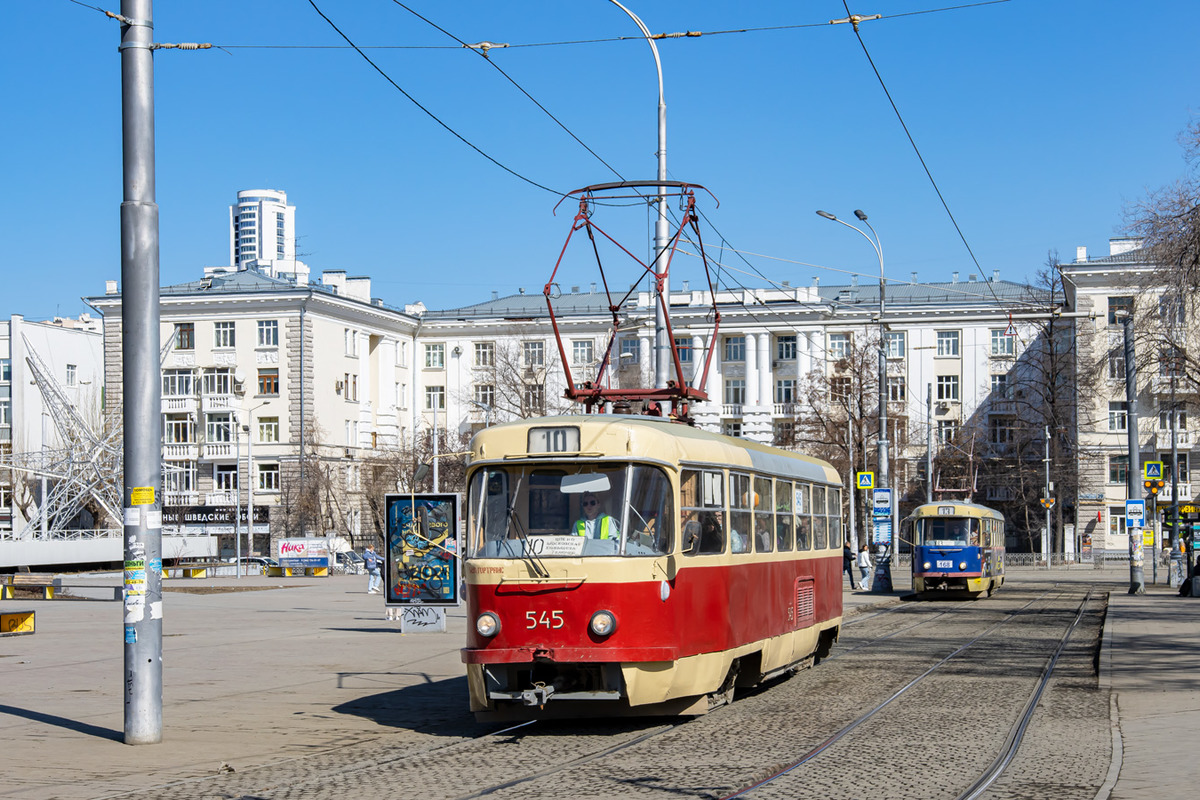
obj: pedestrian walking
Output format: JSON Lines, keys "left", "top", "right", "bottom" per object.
{"left": 843, "top": 539, "right": 855, "bottom": 589}
{"left": 364, "top": 544, "right": 383, "bottom": 595}
{"left": 856, "top": 544, "right": 872, "bottom": 590}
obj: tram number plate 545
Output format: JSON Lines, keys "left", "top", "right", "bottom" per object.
{"left": 936, "top": 560, "right": 954, "bottom": 569}
{"left": 526, "top": 610, "right": 564, "bottom": 629}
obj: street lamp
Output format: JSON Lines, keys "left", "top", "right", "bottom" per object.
{"left": 237, "top": 400, "right": 270, "bottom": 578}
{"left": 817, "top": 208, "right": 891, "bottom": 591}
{"left": 608, "top": 0, "right": 670, "bottom": 390}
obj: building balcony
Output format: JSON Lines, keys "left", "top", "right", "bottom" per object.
{"left": 1160, "top": 483, "right": 1192, "bottom": 502}
{"left": 202, "top": 442, "right": 235, "bottom": 460}
{"left": 162, "top": 443, "right": 199, "bottom": 461}
{"left": 164, "top": 491, "right": 199, "bottom": 507}
{"left": 162, "top": 396, "right": 197, "bottom": 414}
{"left": 773, "top": 403, "right": 798, "bottom": 416}
{"left": 206, "top": 492, "right": 236, "bottom": 506}
{"left": 1153, "top": 430, "right": 1193, "bottom": 450}
{"left": 722, "top": 404, "right": 744, "bottom": 417}
{"left": 202, "top": 395, "right": 238, "bottom": 414}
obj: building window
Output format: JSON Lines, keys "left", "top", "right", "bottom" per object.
{"left": 619, "top": 338, "right": 640, "bottom": 364}
{"left": 474, "top": 342, "right": 495, "bottom": 368}
{"left": 206, "top": 413, "right": 233, "bottom": 443}
{"left": 346, "top": 420, "right": 357, "bottom": 445}
{"left": 884, "top": 331, "right": 905, "bottom": 359}
{"left": 349, "top": 374, "right": 358, "bottom": 402}
{"left": 425, "top": 385, "right": 445, "bottom": 410}
{"left": 474, "top": 384, "right": 495, "bottom": 409}
{"left": 175, "top": 323, "right": 194, "bottom": 350}
{"left": 523, "top": 341, "right": 545, "bottom": 368}
{"left": 936, "top": 331, "right": 959, "bottom": 357}
{"left": 722, "top": 421, "right": 743, "bottom": 438}
{"left": 257, "top": 369, "right": 279, "bottom": 396}
{"left": 775, "top": 379, "right": 796, "bottom": 404}
{"left": 258, "top": 416, "right": 279, "bottom": 443}
{"left": 675, "top": 337, "right": 693, "bottom": 363}
{"left": 1159, "top": 407, "right": 1188, "bottom": 431}
{"left": 937, "top": 420, "right": 958, "bottom": 444}
{"left": 202, "top": 368, "right": 234, "bottom": 396}
{"left": 888, "top": 376, "right": 906, "bottom": 403}
{"left": 345, "top": 328, "right": 359, "bottom": 356}
{"left": 1107, "top": 296, "right": 1134, "bottom": 326}
{"left": 936, "top": 375, "right": 960, "bottom": 401}
{"left": 828, "top": 333, "right": 850, "bottom": 360}
{"left": 162, "top": 369, "right": 193, "bottom": 397}
{"left": 991, "top": 373, "right": 1010, "bottom": 399}
{"left": 724, "top": 379, "right": 746, "bottom": 405}
{"left": 1109, "top": 507, "right": 1127, "bottom": 539}
{"left": 989, "top": 416, "right": 1015, "bottom": 445}
{"left": 65, "top": 364, "right": 77, "bottom": 387}
{"left": 990, "top": 328, "right": 1016, "bottom": 356}
{"left": 1160, "top": 295, "right": 1186, "bottom": 326}
{"left": 1109, "top": 401, "right": 1128, "bottom": 432}
{"left": 1109, "top": 455, "right": 1129, "bottom": 484}
{"left": 257, "top": 320, "right": 278, "bottom": 347}
{"left": 399, "top": 341, "right": 409, "bottom": 368}
{"left": 164, "top": 414, "right": 193, "bottom": 443}
{"left": 0, "top": 358, "right": 9, "bottom": 381}
{"left": 164, "top": 464, "right": 196, "bottom": 495}
{"left": 831, "top": 376, "right": 852, "bottom": 402}
{"left": 723, "top": 336, "right": 746, "bottom": 363}
{"left": 258, "top": 463, "right": 280, "bottom": 492}
{"left": 0, "top": 398, "right": 10, "bottom": 427}
{"left": 572, "top": 339, "right": 594, "bottom": 366}
{"left": 1170, "top": 454, "right": 1190, "bottom": 483}
{"left": 214, "top": 464, "right": 238, "bottom": 492}
{"left": 424, "top": 343, "right": 444, "bottom": 369}
{"left": 776, "top": 334, "right": 797, "bottom": 361}
{"left": 213, "top": 321, "right": 235, "bottom": 348}
{"left": 522, "top": 384, "right": 546, "bottom": 415}
{"left": 1160, "top": 345, "right": 1186, "bottom": 378}
{"left": 1108, "top": 346, "right": 1126, "bottom": 381}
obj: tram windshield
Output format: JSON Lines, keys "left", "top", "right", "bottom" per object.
{"left": 916, "top": 517, "right": 980, "bottom": 546}
{"left": 467, "top": 463, "right": 673, "bottom": 558}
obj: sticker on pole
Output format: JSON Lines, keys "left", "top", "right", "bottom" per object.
{"left": 1125, "top": 499, "right": 1145, "bottom": 527}
{"left": 856, "top": 472, "right": 875, "bottom": 490}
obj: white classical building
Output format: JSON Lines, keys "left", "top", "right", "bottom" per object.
{"left": 1063, "top": 237, "right": 1196, "bottom": 558}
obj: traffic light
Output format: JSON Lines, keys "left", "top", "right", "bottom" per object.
{"left": 1144, "top": 478, "right": 1165, "bottom": 497}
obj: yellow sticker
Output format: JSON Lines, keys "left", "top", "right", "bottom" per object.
{"left": 130, "top": 487, "right": 155, "bottom": 506}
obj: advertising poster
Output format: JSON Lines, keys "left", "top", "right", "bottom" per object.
{"left": 384, "top": 493, "right": 460, "bottom": 608}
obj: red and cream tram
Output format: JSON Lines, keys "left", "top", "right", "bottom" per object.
{"left": 461, "top": 414, "right": 845, "bottom": 720}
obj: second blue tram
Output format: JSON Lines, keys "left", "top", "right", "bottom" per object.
{"left": 903, "top": 502, "right": 1005, "bottom": 597}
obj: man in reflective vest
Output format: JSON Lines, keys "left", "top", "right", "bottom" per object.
{"left": 574, "top": 491, "right": 619, "bottom": 539}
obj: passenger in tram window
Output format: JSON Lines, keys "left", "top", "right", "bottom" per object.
{"left": 754, "top": 512, "right": 774, "bottom": 553}
{"left": 681, "top": 511, "right": 702, "bottom": 554}
{"left": 573, "top": 491, "right": 620, "bottom": 539}
{"left": 699, "top": 511, "right": 726, "bottom": 554}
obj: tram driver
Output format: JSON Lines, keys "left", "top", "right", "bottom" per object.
{"left": 574, "top": 491, "right": 620, "bottom": 539}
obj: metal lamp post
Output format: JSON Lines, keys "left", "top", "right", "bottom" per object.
{"left": 242, "top": 401, "right": 269, "bottom": 570}
{"left": 608, "top": 1, "right": 670, "bottom": 390}
{"left": 817, "top": 209, "right": 891, "bottom": 591}
{"left": 1117, "top": 311, "right": 1145, "bottom": 594}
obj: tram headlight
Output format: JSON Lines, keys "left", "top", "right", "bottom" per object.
{"left": 959, "top": 561, "right": 968, "bottom": 571}
{"left": 476, "top": 612, "right": 501, "bottom": 638}
{"left": 589, "top": 610, "right": 618, "bottom": 637}
{"left": 923, "top": 561, "right": 931, "bottom": 570}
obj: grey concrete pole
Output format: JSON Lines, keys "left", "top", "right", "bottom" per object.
{"left": 1170, "top": 374, "right": 1183, "bottom": 587}
{"left": 1045, "top": 425, "right": 1052, "bottom": 564}
{"left": 926, "top": 384, "right": 934, "bottom": 503}
{"left": 847, "top": 409, "right": 856, "bottom": 545}
{"left": 119, "top": 0, "right": 163, "bottom": 744}
{"left": 1121, "top": 313, "right": 1144, "bottom": 594}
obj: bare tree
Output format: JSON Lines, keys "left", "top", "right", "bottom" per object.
{"left": 467, "top": 329, "right": 575, "bottom": 423}
{"left": 360, "top": 425, "right": 471, "bottom": 543}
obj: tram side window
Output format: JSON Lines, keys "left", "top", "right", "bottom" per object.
{"left": 682, "top": 468, "right": 726, "bottom": 555}
{"left": 827, "top": 487, "right": 842, "bottom": 549}
{"left": 626, "top": 465, "right": 673, "bottom": 555}
{"left": 730, "top": 473, "right": 753, "bottom": 554}
{"left": 753, "top": 476, "right": 774, "bottom": 553}
{"left": 812, "top": 485, "right": 828, "bottom": 549}
{"left": 795, "top": 483, "right": 812, "bottom": 551}
{"left": 775, "top": 479, "right": 794, "bottom": 551}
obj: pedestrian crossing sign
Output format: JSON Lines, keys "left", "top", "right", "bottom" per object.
{"left": 1144, "top": 461, "right": 1163, "bottom": 480}
{"left": 856, "top": 472, "right": 875, "bottom": 490}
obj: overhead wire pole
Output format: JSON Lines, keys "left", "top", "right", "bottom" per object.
{"left": 1119, "top": 312, "right": 1144, "bottom": 595}
{"left": 608, "top": 1, "right": 670, "bottom": 390}
{"left": 118, "top": 0, "right": 164, "bottom": 743}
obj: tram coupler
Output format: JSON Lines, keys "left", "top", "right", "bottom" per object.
{"left": 521, "top": 684, "right": 555, "bottom": 707}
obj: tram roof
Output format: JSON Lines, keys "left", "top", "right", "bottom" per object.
{"left": 907, "top": 501, "right": 1005, "bottom": 519}
{"left": 469, "top": 414, "right": 841, "bottom": 485}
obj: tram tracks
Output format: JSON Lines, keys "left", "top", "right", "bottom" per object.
{"left": 722, "top": 586, "right": 1098, "bottom": 800}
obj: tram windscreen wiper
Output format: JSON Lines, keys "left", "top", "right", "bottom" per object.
{"left": 503, "top": 474, "right": 549, "bottom": 578}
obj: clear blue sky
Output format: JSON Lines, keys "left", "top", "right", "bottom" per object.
{"left": 3, "top": 1, "right": 1196, "bottom": 320}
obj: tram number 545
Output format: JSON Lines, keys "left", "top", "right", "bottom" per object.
{"left": 526, "top": 610, "right": 564, "bottom": 629}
